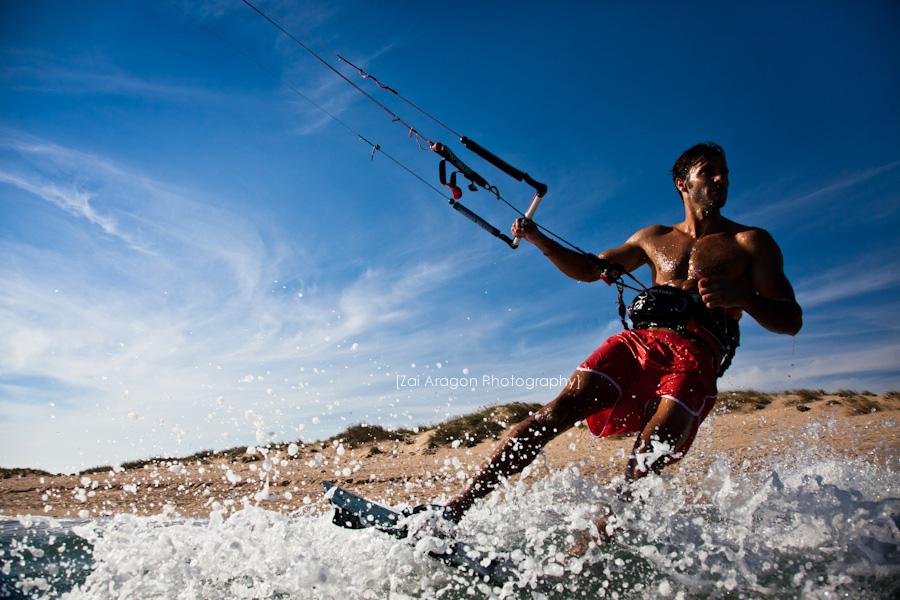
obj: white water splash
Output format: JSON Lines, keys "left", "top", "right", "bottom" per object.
{"left": 3, "top": 434, "right": 898, "bottom": 599}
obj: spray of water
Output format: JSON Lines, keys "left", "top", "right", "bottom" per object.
{"left": 2, "top": 421, "right": 898, "bottom": 599}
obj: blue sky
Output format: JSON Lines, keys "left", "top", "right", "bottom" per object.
{"left": 1, "top": 0, "right": 899, "bottom": 472}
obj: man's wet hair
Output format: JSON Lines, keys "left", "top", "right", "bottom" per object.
{"left": 672, "top": 142, "right": 726, "bottom": 185}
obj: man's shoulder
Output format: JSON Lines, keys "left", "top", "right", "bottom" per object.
{"left": 727, "top": 219, "right": 773, "bottom": 239}
{"left": 630, "top": 223, "right": 674, "bottom": 241}
{"left": 727, "top": 220, "right": 779, "bottom": 251}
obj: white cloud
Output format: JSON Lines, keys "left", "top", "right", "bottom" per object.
{"left": 0, "top": 132, "right": 531, "bottom": 472}
{"left": 722, "top": 342, "right": 900, "bottom": 391}
{"left": 795, "top": 256, "right": 900, "bottom": 308}
{"left": 2, "top": 131, "right": 898, "bottom": 472}
{"left": 734, "top": 158, "right": 900, "bottom": 224}
{"left": 2, "top": 51, "right": 225, "bottom": 104}
{"left": 0, "top": 169, "right": 143, "bottom": 250}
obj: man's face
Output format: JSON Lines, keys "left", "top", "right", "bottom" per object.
{"left": 681, "top": 157, "right": 729, "bottom": 211}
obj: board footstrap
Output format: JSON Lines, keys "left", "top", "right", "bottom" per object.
{"left": 332, "top": 506, "right": 369, "bottom": 529}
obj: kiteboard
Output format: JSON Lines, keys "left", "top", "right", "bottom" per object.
{"left": 323, "top": 481, "right": 515, "bottom": 584}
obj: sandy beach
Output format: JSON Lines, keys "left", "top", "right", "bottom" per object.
{"left": 2, "top": 391, "right": 897, "bottom": 520}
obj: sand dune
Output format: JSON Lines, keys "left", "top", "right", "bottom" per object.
{"left": 1, "top": 391, "right": 897, "bottom": 519}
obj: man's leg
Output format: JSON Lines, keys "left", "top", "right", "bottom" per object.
{"left": 624, "top": 395, "right": 696, "bottom": 484}
{"left": 572, "top": 396, "right": 697, "bottom": 552}
{"left": 445, "top": 369, "right": 619, "bottom": 520}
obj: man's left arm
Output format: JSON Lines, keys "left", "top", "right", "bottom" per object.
{"left": 700, "top": 229, "right": 803, "bottom": 335}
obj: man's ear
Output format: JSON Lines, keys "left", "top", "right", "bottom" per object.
{"left": 675, "top": 177, "right": 688, "bottom": 195}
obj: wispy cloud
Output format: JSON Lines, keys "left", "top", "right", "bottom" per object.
{"left": 0, "top": 169, "right": 144, "bottom": 250}
{"left": 258, "top": 0, "right": 339, "bottom": 39}
{"left": 0, "top": 131, "right": 537, "bottom": 471}
{"left": 2, "top": 51, "right": 224, "bottom": 103}
{"left": 781, "top": 159, "right": 900, "bottom": 206}
{"left": 281, "top": 41, "right": 400, "bottom": 135}
{"left": 2, "top": 128, "right": 898, "bottom": 471}
{"left": 734, "top": 158, "right": 900, "bottom": 224}
{"left": 172, "top": 0, "right": 394, "bottom": 136}
{"left": 794, "top": 255, "right": 900, "bottom": 308}
{"left": 0, "top": 131, "right": 272, "bottom": 293}
{"left": 723, "top": 341, "right": 900, "bottom": 391}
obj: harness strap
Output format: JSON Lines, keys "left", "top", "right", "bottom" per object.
{"left": 616, "top": 281, "right": 629, "bottom": 330}
{"left": 626, "top": 286, "right": 740, "bottom": 377}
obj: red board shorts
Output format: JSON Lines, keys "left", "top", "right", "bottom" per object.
{"left": 577, "top": 328, "right": 719, "bottom": 460}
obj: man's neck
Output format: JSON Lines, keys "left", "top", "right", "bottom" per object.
{"left": 678, "top": 202, "right": 726, "bottom": 238}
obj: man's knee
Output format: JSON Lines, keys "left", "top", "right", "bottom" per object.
{"left": 532, "top": 392, "right": 587, "bottom": 433}
{"left": 540, "top": 371, "right": 617, "bottom": 423}
{"left": 514, "top": 404, "right": 564, "bottom": 444}
{"left": 509, "top": 370, "right": 616, "bottom": 445}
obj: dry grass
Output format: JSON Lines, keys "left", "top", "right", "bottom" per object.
{"left": 14, "top": 391, "right": 896, "bottom": 478}
{"left": 715, "top": 390, "right": 773, "bottom": 413}
{"left": 427, "top": 402, "right": 542, "bottom": 448}
{"left": 785, "top": 388, "right": 826, "bottom": 405}
{"left": 116, "top": 449, "right": 218, "bottom": 472}
{"left": 840, "top": 395, "right": 882, "bottom": 415}
{"left": 0, "top": 467, "right": 53, "bottom": 480}
{"left": 327, "top": 424, "right": 415, "bottom": 448}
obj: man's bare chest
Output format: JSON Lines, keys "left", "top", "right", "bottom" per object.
{"left": 645, "top": 232, "right": 749, "bottom": 282}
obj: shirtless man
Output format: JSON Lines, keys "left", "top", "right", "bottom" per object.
{"left": 445, "top": 142, "right": 802, "bottom": 523}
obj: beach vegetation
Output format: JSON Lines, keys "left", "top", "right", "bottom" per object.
{"left": 427, "top": 402, "right": 542, "bottom": 448}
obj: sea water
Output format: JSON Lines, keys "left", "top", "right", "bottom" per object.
{"left": 1, "top": 434, "right": 898, "bottom": 599}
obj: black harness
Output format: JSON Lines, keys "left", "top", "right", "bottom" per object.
{"left": 625, "top": 285, "right": 740, "bottom": 377}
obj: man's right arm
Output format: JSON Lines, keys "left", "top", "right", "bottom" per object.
{"left": 512, "top": 218, "right": 647, "bottom": 282}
